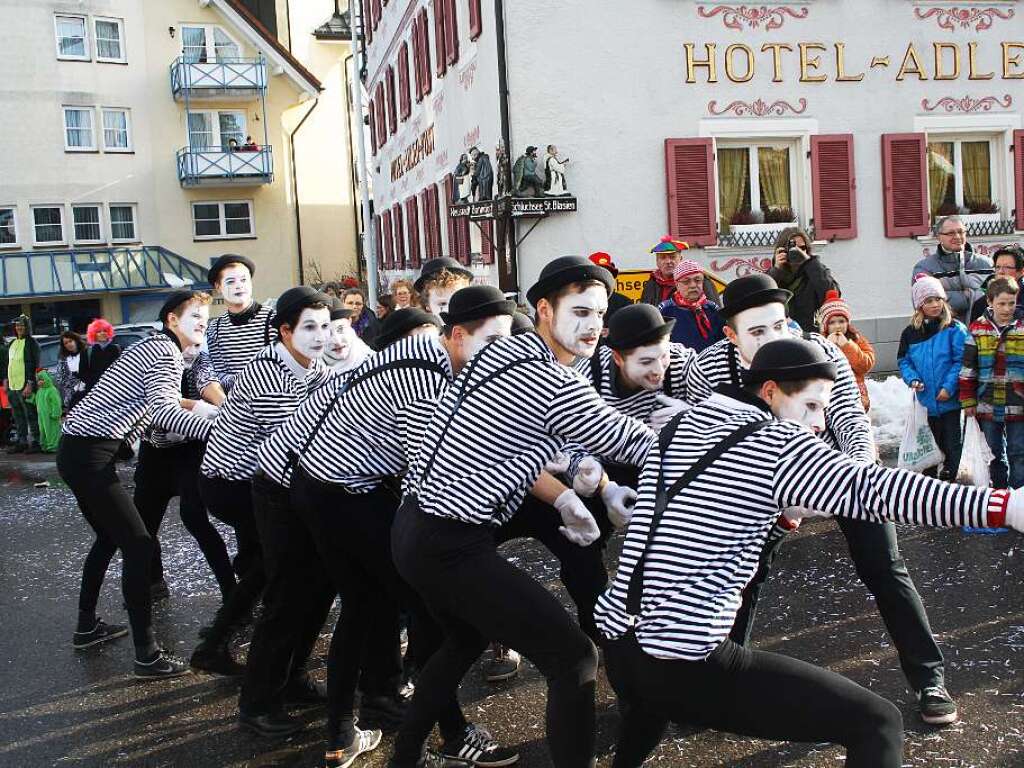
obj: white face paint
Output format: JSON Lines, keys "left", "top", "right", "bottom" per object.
{"left": 288, "top": 307, "right": 331, "bottom": 361}
{"left": 620, "top": 338, "right": 671, "bottom": 391}
{"left": 461, "top": 315, "right": 513, "bottom": 362}
{"left": 550, "top": 285, "right": 607, "bottom": 359}
{"left": 769, "top": 379, "right": 834, "bottom": 435}
{"left": 426, "top": 281, "right": 469, "bottom": 317}
{"left": 175, "top": 302, "right": 209, "bottom": 347}
{"left": 729, "top": 303, "right": 789, "bottom": 365}
{"left": 218, "top": 264, "right": 253, "bottom": 310}
{"left": 328, "top": 317, "right": 354, "bottom": 360}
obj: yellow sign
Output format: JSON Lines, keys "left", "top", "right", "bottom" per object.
{"left": 615, "top": 270, "right": 727, "bottom": 304}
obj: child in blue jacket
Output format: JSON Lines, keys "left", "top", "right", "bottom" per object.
{"left": 898, "top": 274, "right": 969, "bottom": 479}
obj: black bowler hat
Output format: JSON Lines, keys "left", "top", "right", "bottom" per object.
{"left": 440, "top": 285, "right": 517, "bottom": 327}
{"left": 328, "top": 296, "right": 353, "bottom": 322}
{"left": 376, "top": 307, "right": 442, "bottom": 349}
{"left": 207, "top": 253, "right": 256, "bottom": 286}
{"left": 742, "top": 338, "right": 837, "bottom": 387}
{"left": 511, "top": 312, "right": 535, "bottom": 335}
{"left": 605, "top": 304, "right": 675, "bottom": 351}
{"left": 526, "top": 255, "right": 615, "bottom": 308}
{"left": 720, "top": 273, "right": 792, "bottom": 319}
{"left": 158, "top": 290, "right": 199, "bottom": 323}
{"left": 271, "top": 286, "right": 330, "bottom": 329}
{"left": 414, "top": 257, "right": 474, "bottom": 292}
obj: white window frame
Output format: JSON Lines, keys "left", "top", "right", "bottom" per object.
{"left": 101, "top": 108, "right": 132, "bottom": 152}
{"left": 54, "top": 14, "right": 89, "bottom": 61}
{"left": 72, "top": 204, "right": 104, "bottom": 245}
{"left": 109, "top": 203, "right": 139, "bottom": 243}
{"left": 63, "top": 106, "right": 96, "bottom": 151}
{"left": 178, "top": 24, "right": 243, "bottom": 63}
{"left": 93, "top": 16, "right": 126, "bottom": 63}
{"left": 0, "top": 206, "right": 19, "bottom": 249}
{"left": 187, "top": 109, "right": 248, "bottom": 151}
{"left": 713, "top": 139, "right": 801, "bottom": 224}
{"left": 31, "top": 205, "right": 66, "bottom": 246}
{"left": 191, "top": 200, "right": 255, "bottom": 240}
{"left": 925, "top": 134, "right": 1001, "bottom": 219}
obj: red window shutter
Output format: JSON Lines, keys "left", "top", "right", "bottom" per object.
{"left": 444, "top": 173, "right": 456, "bottom": 256}
{"left": 398, "top": 43, "right": 411, "bottom": 120}
{"left": 881, "top": 133, "right": 929, "bottom": 238}
{"left": 406, "top": 196, "right": 422, "bottom": 267}
{"left": 427, "top": 184, "right": 442, "bottom": 256}
{"left": 374, "top": 85, "right": 386, "bottom": 148}
{"left": 411, "top": 18, "right": 423, "bottom": 102}
{"left": 444, "top": 0, "right": 459, "bottom": 65}
{"left": 1014, "top": 130, "right": 1024, "bottom": 232}
{"left": 481, "top": 220, "right": 494, "bottom": 264}
{"left": 433, "top": 0, "right": 447, "bottom": 77}
{"left": 362, "top": 0, "right": 373, "bottom": 44}
{"left": 418, "top": 10, "right": 433, "bottom": 96}
{"left": 468, "top": 0, "right": 482, "bottom": 40}
{"left": 381, "top": 209, "right": 394, "bottom": 268}
{"left": 392, "top": 203, "right": 406, "bottom": 268}
{"left": 368, "top": 100, "right": 377, "bottom": 156}
{"left": 385, "top": 66, "right": 397, "bottom": 135}
{"left": 373, "top": 214, "right": 382, "bottom": 266}
{"left": 372, "top": 0, "right": 381, "bottom": 29}
{"left": 810, "top": 134, "right": 858, "bottom": 241}
{"left": 419, "top": 189, "right": 432, "bottom": 257}
{"left": 664, "top": 138, "right": 717, "bottom": 247}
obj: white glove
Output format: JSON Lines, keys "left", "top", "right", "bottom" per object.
{"left": 545, "top": 452, "right": 570, "bottom": 475}
{"left": 648, "top": 394, "right": 689, "bottom": 430}
{"left": 192, "top": 401, "right": 221, "bottom": 421}
{"left": 1006, "top": 488, "right": 1024, "bottom": 531}
{"left": 572, "top": 456, "right": 603, "bottom": 497}
{"left": 554, "top": 489, "right": 601, "bottom": 547}
{"left": 781, "top": 506, "right": 831, "bottom": 528}
{"left": 602, "top": 481, "right": 637, "bottom": 529}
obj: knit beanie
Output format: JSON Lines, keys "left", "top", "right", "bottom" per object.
{"left": 672, "top": 259, "right": 703, "bottom": 281}
{"left": 911, "top": 273, "right": 947, "bottom": 310}
{"left": 815, "top": 289, "right": 851, "bottom": 333}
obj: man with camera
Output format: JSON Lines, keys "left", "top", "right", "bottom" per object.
{"left": 913, "top": 215, "right": 992, "bottom": 323}
{"left": 767, "top": 227, "right": 839, "bottom": 333}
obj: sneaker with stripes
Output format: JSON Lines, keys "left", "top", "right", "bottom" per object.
{"left": 326, "top": 726, "right": 382, "bottom": 768}
{"left": 441, "top": 724, "right": 519, "bottom": 767}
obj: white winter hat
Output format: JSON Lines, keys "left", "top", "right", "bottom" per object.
{"left": 911, "top": 273, "right": 947, "bottom": 310}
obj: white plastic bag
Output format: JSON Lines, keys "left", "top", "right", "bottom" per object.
{"left": 898, "top": 393, "right": 944, "bottom": 472}
{"left": 957, "top": 417, "right": 994, "bottom": 487}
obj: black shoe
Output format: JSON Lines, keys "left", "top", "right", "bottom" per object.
{"left": 150, "top": 579, "right": 170, "bottom": 601}
{"left": 238, "top": 710, "right": 303, "bottom": 738}
{"left": 389, "top": 750, "right": 474, "bottom": 768}
{"left": 72, "top": 619, "right": 129, "bottom": 650}
{"left": 326, "top": 727, "right": 383, "bottom": 768}
{"left": 6, "top": 443, "right": 26, "bottom": 454}
{"left": 917, "top": 685, "right": 959, "bottom": 725}
{"left": 282, "top": 674, "right": 327, "bottom": 707}
{"left": 134, "top": 650, "right": 191, "bottom": 680}
{"left": 190, "top": 641, "right": 245, "bottom": 676}
{"left": 441, "top": 724, "right": 519, "bottom": 767}
{"left": 360, "top": 694, "right": 408, "bottom": 731}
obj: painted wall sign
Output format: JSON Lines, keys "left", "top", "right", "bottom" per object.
{"left": 511, "top": 197, "right": 579, "bottom": 217}
{"left": 390, "top": 124, "right": 436, "bottom": 183}
{"left": 615, "top": 269, "right": 728, "bottom": 303}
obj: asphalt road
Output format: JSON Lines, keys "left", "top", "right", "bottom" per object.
{"left": 1, "top": 453, "right": 1022, "bottom": 767}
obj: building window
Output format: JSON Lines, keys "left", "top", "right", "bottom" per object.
{"left": 181, "top": 25, "right": 241, "bottom": 63}
{"left": 72, "top": 205, "right": 103, "bottom": 243}
{"left": 55, "top": 15, "right": 88, "bottom": 60}
{"left": 63, "top": 107, "right": 95, "bottom": 151}
{"left": 927, "top": 136, "right": 998, "bottom": 219}
{"left": 192, "top": 201, "right": 254, "bottom": 239}
{"left": 102, "top": 108, "right": 131, "bottom": 151}
{"left": 94, "top": 17, "right": 125, "bottom": 62}
{"left": 716, "top": 142, "right": 798, "bottom": 232}
{"left": 32, "top": 206, "right": 65, "bottom": 245}
{"left": 0, "top": 208, "right": 18, "bottom": 247}
{"left": 109, "top": 204, "right": 138, "bottom": 242}
{"left": 187, "top": 110, "right": 247, "bottom": 151}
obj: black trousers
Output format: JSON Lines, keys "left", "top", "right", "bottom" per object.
{"left": 730, "top": 516, "right": 945, "bottom": 691}
{"left": 290, "top": 469, "right": 457, "bottom": 745}
{"left": 928, "top": 410, "right": 963, "bottom": 479}
{"left": 603, "top": 633, "right": 904, "bottom": 768}
{"left": 57, "top": 436, "right": 155, "bottom": 652}
{"left": 391, "top": 498, "right": 598, "bottom": 768}
{"left": 134, "top": 441, "right": 236, "bottom": 599}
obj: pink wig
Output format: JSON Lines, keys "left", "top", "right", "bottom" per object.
{"left": 86, "top": 319, "right": 115, "bottom": 344}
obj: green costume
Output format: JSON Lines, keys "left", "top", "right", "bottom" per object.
{"left": 34, "top": 371, "right": 62, "bottom": 453}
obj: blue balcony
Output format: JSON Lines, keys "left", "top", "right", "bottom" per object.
{"left": 0, "top": 247, "right": 209, "bottom": 299}
{"left": 176, "top": 146, "right": 274, "bottom": 187}
{"left": 170, "top": 57, "right": 267, "bottom": 101}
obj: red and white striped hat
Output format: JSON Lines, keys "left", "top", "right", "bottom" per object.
{"left": 815, "top": 289, "right": 851, "bottom": 333}
{"left": 672, "top": 259, "right": 703, "bottom": 281}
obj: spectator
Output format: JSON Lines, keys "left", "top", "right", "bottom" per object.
{"left": 960, "top": 276, "right": 1024, "bottom": 489}
{"left": 816, "top": 290, "right": 875, "bottom": 412}
{"left": 588, "top": 252, "right": 632, "bottom": 328}
{"left": 34, "top": 370, "right": 62, "bottom": 453}
{"left": 969, "top": 246, "right": 1024, "bottom": 323}
{"left": 391, "top": 279, "right": 419, "bottom": 309}
{"left": 641, "top": 237, "right": 721, "bottom": 307}
{"left": 241, "top": 136, "right": 258, "bottom": 151}
{"left": 376, "top": 293, "right": 395, "bottom": 320}
{"left": 912, "top": 215, "right": 992, "bottom": 322}
{"left": 4, "top": 315, "right": 41, "bottom": 454}
{"left": 341, "top": 287, "right": 381, "bottom": 349}
{"left": 56, "top": 331, "right": 88, "bottom": 408}
{"left": 658, "top": 259, "right": 726, "bottom": 352}
{"left": 898, "top": 275, "right": 968, "bottom": 480}
{"left": 768, "top": 227, "right": 839, "bottom": 333}
{"left": 0, "top": 337, "right": 9, "bottom": 445}
{"left": 82, "top": 319, "right": 121, "bottom": 391}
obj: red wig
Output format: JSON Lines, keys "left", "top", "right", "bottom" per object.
{"left": 86, "top": 318, "right": 116, "bottom": 344}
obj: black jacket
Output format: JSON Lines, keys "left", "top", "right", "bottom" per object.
{"left": 5, "top": 316, "right": 41, "bottom": 391}
{"left": 768, "top": 257, "right": 839, "bottom": 333}
{"left": 81, "top": 342, "right": 122, "bottom": 390}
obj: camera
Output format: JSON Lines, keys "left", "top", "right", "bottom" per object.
{"left": 786, "top": 238, "right": 807, "bottom": 266}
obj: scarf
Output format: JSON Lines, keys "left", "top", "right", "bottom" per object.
{"left": 650, "top": 270, "right": 676, "bottom": 303}
{"left": 672, "top": 291, "right": 712, "bottom": 339}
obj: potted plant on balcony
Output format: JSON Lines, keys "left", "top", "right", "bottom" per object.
{"left": 728, "top": 206, "right": 797, "bottom": 242}
{"left": 962, "top": 200, "right": 1001, "bottom": 226}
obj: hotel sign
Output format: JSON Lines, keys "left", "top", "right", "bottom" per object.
{"left": 390, "top": 124, "right": 435, "bottom": 182}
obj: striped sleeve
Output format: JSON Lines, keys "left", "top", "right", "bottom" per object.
{"left": 193, "top": 351, "right": 217, "bottom": 393}
{"left": 683, "top": 341, "right": 724, "bottom": 404}
{"left": 810, "top": 333, "right": 874, "bottom": 463}
{"left": 959, "top": 326, "right": 980, "bottom": 408}
{"left": 143, "top": 358, "right": 212, "bottom": 441}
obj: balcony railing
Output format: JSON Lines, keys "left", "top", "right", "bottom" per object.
{"left": 176, "top": 146, "right": 274, "bottom": 187}
{"left": 170, "top": 57, "right": 267, "bottom": 100}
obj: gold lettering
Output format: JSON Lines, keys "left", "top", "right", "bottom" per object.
{"left": 835, "top": 43, "right": 865, "bottom": 82}
{"left": 933, "top": 42, "right": 960, "bottom": 81}
{"left": 968, "top": 42, "right": 994, "bottom": 80}
{"left": 725, "top": 43, "right": 755, "bottom": 83}
{"left": 799, "top": 43, "right": 828, "bottom": 83}
{"left": 1004, "top": 42, "right": 1024, "bottom": 79}
{"left": 896, "top": 43, "right": 928, "bottom": 81}
{"left": 685, "top": 43, "right": 717, "bottom": 83}
{"left": 761, "top": 43, "right": 793, "bottom": 83}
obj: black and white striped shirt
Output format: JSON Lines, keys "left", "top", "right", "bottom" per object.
{"left": 292, "top": 334, "right": 452, "bottom": 492}
{"left": 405, "top": 333, "right": 656, "bottom": 527}
{"left": 196, "top": 303, "right": 276, "bottom": 392}
{"left": 201, "top": 343, "right": 331, "bottom": 482}
{"left": 594, "top": 390, "right": 1007, "bottom": 661}
{"left": 63, "top": 331, "right": 212, "bottom": 444}
{"left": 144, "top": 363, "right": 203, "bottom": 449}
{"left": 684, "top": 333, "right": 875, "bottom": 463}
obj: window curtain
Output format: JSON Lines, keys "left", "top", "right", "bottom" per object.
{"left": 188, "top": 112, "right": 213, "bottom": 149}
{"left": 718, "top": 147, "right": 750, "bottom": 232}
{"left": 218, "top": 113, "right": 245, "bottom": 150}
{"left": 57, "top": 19, "right": 85, "bottom": 56}
{"left": 758, "top": 147, "right": 792, "bottom": 214}
{"left": 65, "top": 110, "right": 91, "bottom": 147}
{"left": 96, "top": 21, "right": 120, "bottom": 59}
{"left": 927, "top": 143, "right": 954, "bottom": 217}
{"left": 213, "top": 29, "right": 239, "bottom": 61}
{"left": 103, "top": 111, "right": 127, "bottom": 148}
{"left": 182, "top": 27, "right": 207, "bottom": 62}
{"left": 962, "top": 141, "right": 992, "bottom": 212}
{"left": 110, "top": 207, "right": 134, "bottom": 240}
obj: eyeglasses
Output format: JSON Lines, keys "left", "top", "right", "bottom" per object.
{"left": 939, "top": 229, "right": 966, "bottom": 237}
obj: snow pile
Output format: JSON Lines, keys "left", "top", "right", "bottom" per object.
{"left": 867, "top": 376, "right": 913, "bottom": 458}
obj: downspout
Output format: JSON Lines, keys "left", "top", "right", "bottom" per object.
{"left": 289, "top": 97, "right": 319, "bottom": 285}
{"left": 351, "top": 0, "right": 378, "bottom": 306}
{"left": 342, "top": 53, "right": 362, "bottom": 274}
{"left": 493, "top": 0, "right": 517, "bottom": 293}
